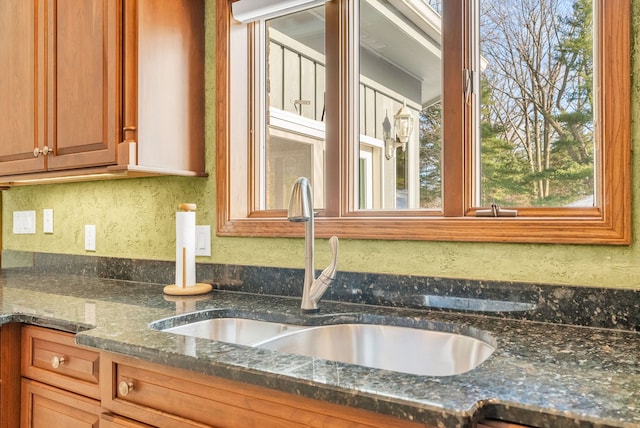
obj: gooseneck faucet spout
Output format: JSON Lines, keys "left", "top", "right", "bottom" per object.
{"left": 288, "top": 177, "right": 339, "bottom": 313}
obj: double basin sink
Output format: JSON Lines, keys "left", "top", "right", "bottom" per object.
{"left": 150, "top": 312, "right": 496, "bottom": 377}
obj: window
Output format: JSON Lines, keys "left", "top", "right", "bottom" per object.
{"left": 216, "top": 0, "right": 630, "bottom": 244}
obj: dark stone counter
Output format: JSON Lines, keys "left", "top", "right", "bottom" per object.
{"left": 0, "top": 269, "right": 638, "bottom": 427}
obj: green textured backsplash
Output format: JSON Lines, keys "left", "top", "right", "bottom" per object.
{"left": 2, "top": 0, "right": 640, "bottom": 289}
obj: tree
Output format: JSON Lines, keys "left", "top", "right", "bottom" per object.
{"left": 480, "top": 0, "right": 594, "bottom": 206}
{"left": 479, "top": 75, "right": 531, "bottom": 205}
{"left": 418, "top": 102, "right": 442, "bottom": 208}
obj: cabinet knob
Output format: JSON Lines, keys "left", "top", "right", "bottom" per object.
{"left": 50, "top": 355, "right": 65, "bottom": 369}
{"left": 33, "top": 146, "right": 52, "bottom": 157}
{"left": 118, "top": 380, "right": 135, "bottom": 396}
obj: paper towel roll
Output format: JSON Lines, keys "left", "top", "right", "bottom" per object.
{"left": 175, "top": 210, "right": 196, "bottom": 288}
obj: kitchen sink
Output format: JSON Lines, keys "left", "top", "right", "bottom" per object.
{"left": 258, "top": 323, "right": 494, "bottom": 376}
{"left": 159, "top": 317, "right": 306, "bottom": 346}
{"left": 151, "top": 314, "right": 495, "bottom": 376}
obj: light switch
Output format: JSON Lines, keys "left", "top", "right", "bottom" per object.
{"left": 43, "top": 209, "right": 54, "bottom": 234}
{"left": 195, "top": 225, "right": 211, "bottom": 257}
{"left": 85, "top": 225, "right": 96, "bottom": 251}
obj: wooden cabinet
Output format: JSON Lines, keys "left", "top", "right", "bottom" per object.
{"left": 0, "top": 0, "right": 117, "bottom": 177}
{"left": 0, "top": 0, "right": 205, "bottom": 186}
{"left": 21, "top": 379, "right": 101, "bottom": 428}
{"left": 101, "top": 352, "right": 432, "bottom": 428}
{"left": 21, "top": 325, "right": 101, "bottom": 427}
{"left": 0, "top": 324, "right": 21, "bottom": 428}
{"left": 0, "top": 0, "right": 44, "bottom": 176}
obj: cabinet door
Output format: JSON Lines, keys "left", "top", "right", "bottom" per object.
{"left": 45, "top": 0, "right": 119, "bottom": 171}
{"left": 21, "top": 379, "right": 101, "bottom": 428}
{"left": 0, "top": 0, "right": 46, "bottom": 175}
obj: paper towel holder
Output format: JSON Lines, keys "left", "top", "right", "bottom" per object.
{"left": 163, "top": 203, "right": 213, "bottom": 296}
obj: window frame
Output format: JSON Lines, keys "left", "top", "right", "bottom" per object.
{"left": 216, "top": 0, "right": 630, "bottom": 244}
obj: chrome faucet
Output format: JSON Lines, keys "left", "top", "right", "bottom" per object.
{"left": 288, "top": 177, "right": 339, "bottom": 313}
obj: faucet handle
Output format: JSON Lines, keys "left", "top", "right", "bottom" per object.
{"left": 328, "top": 235, "right": 339, "bottom": 264}
{"left": 308, "top": 236, "right": 339, "bottom": 304}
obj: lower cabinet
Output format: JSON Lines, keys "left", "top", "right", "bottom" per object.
{"left": 21, "top": 325, "right": 101, "bottom": 428}
{"left": 21, "top": 379, "right": 101, "bottom": 427}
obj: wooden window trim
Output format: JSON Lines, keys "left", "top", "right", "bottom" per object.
{"left": 216, "top": 0, "right": 630, "bottom": 244}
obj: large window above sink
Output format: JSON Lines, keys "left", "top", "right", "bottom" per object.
{"left": 216, "top": 0, "right": 630, "bottom": 244}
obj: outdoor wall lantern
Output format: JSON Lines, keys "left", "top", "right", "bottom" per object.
{"left": 384, "top": 100, "right": 415, "bottom": 160}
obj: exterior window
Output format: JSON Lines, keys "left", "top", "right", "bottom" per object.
{"left": 261, "top": 10, "right": 327, "bottom": 210}
{"left": 478, "top": 0, "right": 595, "bottom": 208}
{"left": 217, "top": 0, "right": 630, "bottom": 244}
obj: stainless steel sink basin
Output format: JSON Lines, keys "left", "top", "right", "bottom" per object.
{"left": 160, "top": 317, "right": 306, "bottom": 346}
{"left": 258, "top": 323, "right": 494, "bottom": 376}
{"left": 151, "top": 315, "right": 495, "bottom": 376}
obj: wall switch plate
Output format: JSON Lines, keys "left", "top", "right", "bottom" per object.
{"left": 85, "top": 225, "right": 96, "bottom": 251}
{"left": 13, "top": 210, "right": 36, "bottom": 234}
{"left": 43, "top": 209, "right": 54, "bottom": 234}
{"left": 195, "top": 225, "right": 211, "bottom": 257}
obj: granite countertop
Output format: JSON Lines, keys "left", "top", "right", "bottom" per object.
{"left": 1, "top": 270, "right": 638, "bottom": 428}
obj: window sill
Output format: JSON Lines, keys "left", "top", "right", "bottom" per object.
{"left": 217, "top": 214, "right": 630, "bottom": 245}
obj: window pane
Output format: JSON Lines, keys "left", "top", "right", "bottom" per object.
{"left": 479, "top": 0, "right": 595, "bottom": 208}
{"left": 357, "top": 0, "right": 443, "bottom": 210}
{"left": 261, "top": 6, "right": 326, "bottom": 210}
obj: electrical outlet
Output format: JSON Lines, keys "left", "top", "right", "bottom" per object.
{"left": 43, "top": 209, "right": 54, "bottom": 234}
{"left": 195, "top": 225, "right": 211, "bottom": 256}
{"left": 85, "top": 225, "right": 96, "bottom": 251}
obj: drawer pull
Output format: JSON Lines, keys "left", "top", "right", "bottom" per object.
{"left": 51, "top": 355, "right": 65, "bottom": 369}
{"left": 118, "top": 380, "right": 135, "bottom": 396}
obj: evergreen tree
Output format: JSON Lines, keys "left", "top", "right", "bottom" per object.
{"left": 418, "top": 103, "right": 442, "bottom": 208}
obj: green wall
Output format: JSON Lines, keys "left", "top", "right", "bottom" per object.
{"left": 2, "top": 0, "right": 640, "bottom": 289}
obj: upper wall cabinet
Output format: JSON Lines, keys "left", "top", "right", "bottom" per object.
{"left": 0, "top": 0, "right": 205, "bottom": 186}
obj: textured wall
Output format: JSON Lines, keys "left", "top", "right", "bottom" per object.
{"left": 2, "top": 0, "right": 640, "bottom": 289}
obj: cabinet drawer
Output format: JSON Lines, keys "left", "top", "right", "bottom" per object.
{"left": 21, "top": 378, "right": 101, "bottom": 428}
{"left": 22, "top": 325, "right": 100, "bottom": 399}
{"left": 105, "top": 360, "right": 279, "bottom": 427}
{"left": 102, "top": 352, "right": 428, "bottom": 428}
